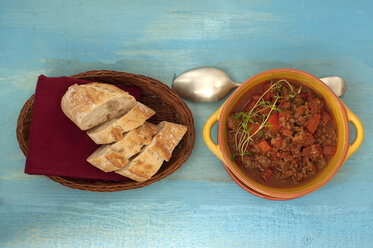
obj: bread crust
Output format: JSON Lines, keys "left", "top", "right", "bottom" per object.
{"left": 116, "top": 121, "right": 187, "bottom": 181}
{"left": 61, "top": 83, "right": 136, "bottom": 130}
{"left": 87, "top": 122, "right": 158, "bottom": 172}
{"left": 86, "top": 102, "right": 155, "bottom": 144}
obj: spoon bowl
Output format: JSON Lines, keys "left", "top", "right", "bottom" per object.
{"left": 172, "top": 68, "right": 239, "bottom": 102}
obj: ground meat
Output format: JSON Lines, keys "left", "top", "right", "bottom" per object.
{"left": 294, "top": 159, "right": 317, "bottom": 181}
{"left": 295, "top": 115, "right": 307, "bottom": 126}
{"left": 279, "top": 111, "right": 291, "bottom": 128}
{"left": 293, "top": 94, "right": 305, "bottom": 107}
{"left": 227, "top": 80, "right": 338, "bottom": 187}
{"left": 270, "top": 135, "right": 282, "bottom": 147}
{"left": 227, "top": 113, "right": 238, "bottom": 132}
{"left": 309, "top": 98, "right": 323, "bottom": 114}
{"left": 292, "top": 128, "right": 308, "bottom": 144}
{"left": 253, "top": 155, "right": 271, "bottom": 170}
{"left": 280, "top": 161, "right": 297, "bottom": 179}
{"left": 261, "top": 127, "right": 272, "bottom": 140}
{"left": 314, "top": 126, "right": 337, "bottom": 145}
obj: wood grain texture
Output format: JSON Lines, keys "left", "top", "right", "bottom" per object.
{"left": 1, "top": 0, "right": 372, "bottom": 247}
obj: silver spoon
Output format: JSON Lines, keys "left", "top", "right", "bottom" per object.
{"left": 172, "top": 68, "right": 346, "bottom": 102}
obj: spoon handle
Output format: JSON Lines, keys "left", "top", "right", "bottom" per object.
{"left": 232, "top": 76, "right": 345, "bottom": 97}
{"left": 231, "top": 81, "right": 241, "bottom": 88}
{"left": 319, "top": 76, "right": 346, "bottom": 97}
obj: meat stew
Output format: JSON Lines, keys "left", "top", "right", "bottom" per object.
{"left": 226, "top": 79, "right": 338, "bottom": 188}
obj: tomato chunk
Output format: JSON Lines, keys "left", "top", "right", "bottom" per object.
{"left": 256, "top": 140, "right": 272, "bottom": 153}
{"left": 262, "top": 168, "right": 273, "bottom": 181}
{"left": 323, "top": 145, "right": 337, "bottom": 157}
{"left": 322, "top": 111, "right": 331, "bottom": 125}
{"left": 268, "top": 113, "right": 280, "bottom": 132}
{"left": 306, "top": 114, "right": 321, "bottom": 133}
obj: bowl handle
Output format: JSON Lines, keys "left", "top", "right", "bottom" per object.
{"left": 344, "top": 104, "right": 364, "bottom": 160}
{"left": 203, "top": 105, "right": 225, "bottom": 161}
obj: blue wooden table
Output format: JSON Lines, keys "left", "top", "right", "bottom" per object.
{"left": 1, "top": 0, "right": 372, "bottom": 247}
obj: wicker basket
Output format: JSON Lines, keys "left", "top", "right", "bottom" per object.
{"left": 16, "top": 70, "right": 195, "bottom": 192}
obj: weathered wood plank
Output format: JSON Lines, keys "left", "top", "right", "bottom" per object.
{"left": 1, "top": 0, "right": 373, "bottom": 247}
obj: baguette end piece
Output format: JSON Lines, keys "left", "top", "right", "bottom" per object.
{"left": 61, "top": 83, "right": 136, "bottom": 130}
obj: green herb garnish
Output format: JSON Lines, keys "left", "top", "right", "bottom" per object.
{"left": 232, "top": 79, "right": 301, "bottom": 159}
{"left": 258, "top": 130, "right": 264, "bottom": 138}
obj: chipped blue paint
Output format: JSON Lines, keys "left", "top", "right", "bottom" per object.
{"left": 0, "top": 0, "right": 372, "bottom": 247}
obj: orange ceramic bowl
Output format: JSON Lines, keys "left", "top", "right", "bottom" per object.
{"left": 203, "top": 69, "right": 364, "bottom": 199}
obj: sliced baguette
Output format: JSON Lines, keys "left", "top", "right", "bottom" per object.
{"left": 87, "top": 122, "right": 158, "bottom": 172}
{"left": 86, "top": 145, "right": 123, "bottom": 172}
{"left": 86, "top": 102, "right": 155, "bottom": 144}
{"left": 115, "top": 121, "right": 187, "bottom": 182}
{"left": 61, "top": 83, "right": 136, "bottom": 130}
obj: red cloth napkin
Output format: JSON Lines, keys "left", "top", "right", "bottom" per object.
{"left": 24, "top": 75, "right": 142, "bottom": 180}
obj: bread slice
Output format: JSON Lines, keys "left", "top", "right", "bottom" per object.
{"left": 86, "top": 102, "right": 155, "bottom": 144}
{"left": 86, "top": 145, "right": 123, "bottom": 172}
{"left": 115, "top": 121, "right": 187, "bottom": 182}
{"left": 87, "top": 122, "right": 158, "bottom": 172}
{"left": 61, "top": 83, "right": 136, "bottom": 130}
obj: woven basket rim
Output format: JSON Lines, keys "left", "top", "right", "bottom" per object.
{"left": 16, "top": 70, "right": 195, "bottom": 192}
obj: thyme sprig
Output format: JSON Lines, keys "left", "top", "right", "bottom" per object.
{"left": 231, "top": 79, "right": 301, "bottom": 161}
